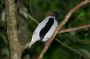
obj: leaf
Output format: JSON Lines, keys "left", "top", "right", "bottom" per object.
{"left": 80, "top": 49, "right": 90, "bottom": 59}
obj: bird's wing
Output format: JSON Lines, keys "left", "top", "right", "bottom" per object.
{"left": 28, "top": 17, "right": 50, "bottom": 48}
{"left": 32, "top": 17, "right": 49, "bottom": 39}
{"left": 42, "top": 19, "right": 58, "bottom": 42}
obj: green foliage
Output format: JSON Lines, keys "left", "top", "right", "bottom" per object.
{"left": 0, "top": 0, "right": 90, "bottom": 59}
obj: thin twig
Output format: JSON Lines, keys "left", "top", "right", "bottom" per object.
{"left": 37, "top": 0, "right": 90, "bottom": 59}
{"left": 19, "top": 7, "right": 39, "bottom": 24}
{"left": 30, "top": 0, "right": 33, "bottom": 16}
{"left": 56, "top": 39, "right": 89, "bottom": 59}
{"left": 28, "top": 15, "right": 39, "bottom": 24}
{"left": 55, "top": 39, "right": 82, "bottom": 55}
{"left": 59, "top": 24, "right": 90, "bottom": 34}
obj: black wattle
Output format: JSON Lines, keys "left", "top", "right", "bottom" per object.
{"left": 39, "top": 18, "right": 54, "bottom": 41}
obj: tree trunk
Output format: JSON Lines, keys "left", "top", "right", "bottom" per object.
{"left": 10, "top": 50, "right": 22, "bottom": 59}
{"left": 5, "top": 0, "right": 23, "bottom": 59}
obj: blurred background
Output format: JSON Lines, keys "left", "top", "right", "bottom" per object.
{"left": 0, "top": 0, "right": 90, "bottom": 59}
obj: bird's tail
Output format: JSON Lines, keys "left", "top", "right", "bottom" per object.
{"left": 24, "top": 39, "right": 35, "bottom": 49}
{"left": 24, "top": 42, "right": 32, "bottom": 49}
{"left": 24, "top": 43, "right": 31, "bottom": 49}
{"left": 28, "top": 42, "right": 33, "bottom": 48}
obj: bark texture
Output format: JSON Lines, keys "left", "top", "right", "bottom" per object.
{"left": 5, "top": 0, "right": 23, "bottom": 59}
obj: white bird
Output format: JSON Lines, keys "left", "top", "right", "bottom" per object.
{"left": 26, "top": 11, "right": 59, "bottom": 48}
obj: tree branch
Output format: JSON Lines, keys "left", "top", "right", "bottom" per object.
{"left": 55, "top": 39, "right": 82, "bottom": 55}
{"left": 59, "top": 24, "right": 90, "bottom": 34}
{"left": 55, "top": 39, "right": 89, "bottom": 59}
{"left": 5, "top": 0, "right": 23, "bottom": 59}
{"left": 37, "top": 0, "right": 90, "bottom": 59}
{"left": 28, "top": 14, "right": 39, "bottom": 24}
{"left": 19, "top": 6, "right": 39, "bottom": 24}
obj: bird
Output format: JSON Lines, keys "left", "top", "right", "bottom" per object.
{"left": 26, "top": 11, "right": 59, "bottom": 48}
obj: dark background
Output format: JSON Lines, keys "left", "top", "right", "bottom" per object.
{"left": 0, "top": 0, "right": 90, "bottom": 59}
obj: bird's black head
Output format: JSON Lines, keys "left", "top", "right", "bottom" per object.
{"left": 46, "top": 11, "right": 59, "bottom": 21}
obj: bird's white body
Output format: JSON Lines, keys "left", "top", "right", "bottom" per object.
{"left": 27, "top": 16, "right": 58, "bottom": 48}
